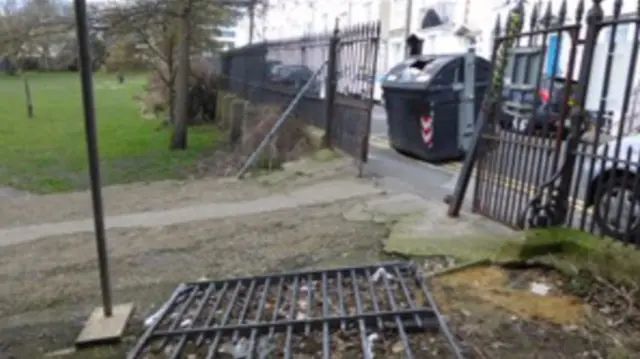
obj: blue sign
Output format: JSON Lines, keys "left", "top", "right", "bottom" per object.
{"left": 547, "top": 35, "right": 561, "bottom": 77}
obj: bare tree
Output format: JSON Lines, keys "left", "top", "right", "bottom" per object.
{"left": 102, "top": 0, "right": 248, "bottom": 150}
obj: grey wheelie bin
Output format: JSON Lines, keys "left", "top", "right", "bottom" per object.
{"left": 381, "top": 52, "right": 491, "bottom": 162}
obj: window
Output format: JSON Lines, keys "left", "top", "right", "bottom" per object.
{"left": 433, "top": 1, "right": 455, "bottom": 23}
{"left": 599, "top": 25, "right": 630, "bottom": 44}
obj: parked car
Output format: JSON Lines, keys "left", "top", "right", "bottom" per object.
{"left": 319, "top": 72, "right": 383, "bottom": 102}
{"left": 581, "top": 133, "right": 640, "bottom": 241}
{"left": 499, "top": 76, "right": 597, "bottom": 139}
{"left": 265, "top": 60, "right": 282, "bottom": 78}
{"left": 268, "top": 64, "right": 321, "bottom": 95}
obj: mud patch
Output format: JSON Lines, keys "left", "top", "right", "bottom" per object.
{"left": 429, "top": 263, "right": 639, "bottom": 358}
{"left": 438, "top": 265, "right": 587, "bottom": 326}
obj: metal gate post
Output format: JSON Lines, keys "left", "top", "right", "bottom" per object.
{"left": 446, "top": 4, "right": 524, "bottom": 217}
{"left": 458, "top": 44, "right": 476, "bottom": 152}
{"left": 323, "top": 21, "right": 339, "bottom": 148}
{"left": 360, "top": 22, "right": 382, "bottom": 166}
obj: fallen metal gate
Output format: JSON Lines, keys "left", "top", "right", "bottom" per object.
{"left": 127, "top": 262, "right": 464, "bottom": 359}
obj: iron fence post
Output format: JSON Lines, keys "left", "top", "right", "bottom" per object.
{"left": 446, "top": 3, "right": 523, "bottom": 217}
{"left": 360, "top": 22, "right": 382, "bottom": 166}
{"left": 323, "top": 22, "right": 339, "bottom": 148}
{"left": 555, "top": 0, "right": 603, "bottom": 218}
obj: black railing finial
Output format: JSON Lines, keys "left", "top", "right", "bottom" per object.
{"left": 494, "top": 13, "right": 502, "bottom": 37}
{"left": 613, "top": 0, "right": 623, "bottom": 16}
{"left": 576, "top": 0, "right": 586, "bottom": 21}
{"left": 587, "top": 0, "right": 604, "bottom": 22}
{"left": 529, "top": 1, "right": 539, "bottom": 29}
{"left": 558, "top": 0, "right": 567, "bottom": 23}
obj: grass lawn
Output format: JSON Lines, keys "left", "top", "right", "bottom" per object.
{"left": 0, "top": 72, "right": 218, "bottom": 193}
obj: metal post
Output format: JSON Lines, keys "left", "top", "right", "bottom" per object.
{"left": 403, "top": 0, "right": 413, "bottom": 58}
{"left": 446, "top": 3, "right": 524, "bottom": 217}
{"left": 360, "top": 23, "right": 382, "bottom": 171}
{"left": 73, "top": 0, "right": 113, "bottom": 317}
{"left": 237, "top": 61, "right": 328, "bottom": 178}
{"left": 459, "top": 45, "right": 476, "bottom": 152}
{"left": 323, "top": 20, "right": 339, "bottom": 148}
{"left": 248, "top": 4, "right": 255, "bottom": 44}
{"left": 23, "top": 74, "right": 33, "bottom": 119}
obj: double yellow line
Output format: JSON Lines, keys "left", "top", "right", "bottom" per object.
{"left": 368, "top": 136, "right": 589, "bottom": 212}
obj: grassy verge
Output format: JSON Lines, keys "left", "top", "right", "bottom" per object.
{"left": 0, "top": 72, "right": 218, "bottom": 193}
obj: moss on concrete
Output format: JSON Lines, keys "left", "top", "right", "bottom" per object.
{"left": 384, "top": 213, "right": 522, "bottom": 263}
{"left": 385, "top": 216, "right": 640, "bottom": 288}
{"left": 311, "top": 148, "right": 340, "bottom": 162}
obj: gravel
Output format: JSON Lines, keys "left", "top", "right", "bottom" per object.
{"left": 0, "top": 197, "right": 390, "bottom": 358}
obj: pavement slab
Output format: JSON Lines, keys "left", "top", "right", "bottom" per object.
{"left": 0, "top": 178, "right": 383, "bottom": 247}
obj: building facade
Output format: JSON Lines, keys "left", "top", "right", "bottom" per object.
{"left": 478, "top": 0, "right": 640, "bottom": 135}
{"left": 383, "top": 0, "right": 486, "bottom": 71}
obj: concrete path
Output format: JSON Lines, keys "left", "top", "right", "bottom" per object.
{"left": 0, "top": 187, "right": 28, "bottom": 201}
{"left": 0, "top": 179, "right": 383, "bottom": 247}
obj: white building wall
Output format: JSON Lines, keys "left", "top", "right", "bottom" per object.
{"left": 386, "top": 0, "right": 470, "bottom": 65}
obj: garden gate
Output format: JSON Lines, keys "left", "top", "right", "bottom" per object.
{"left": 463, "top": 0, "right": 640, "bottom": 246}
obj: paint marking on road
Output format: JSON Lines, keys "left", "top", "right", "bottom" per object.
{"left": 444, "top": 163, "right": 588, "bottom": 212}
{"left": 367, "top": 135, "right": 590, "bottom": 212}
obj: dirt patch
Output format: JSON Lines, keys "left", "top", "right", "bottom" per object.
{"left": 0, "top": 198, "right": 388, "bottom": 358}
{"left": 439, "top": 266, "right": 587, "bottom": 326}
{"left": 429, "top": 263, "right": 640, "bottom": 358}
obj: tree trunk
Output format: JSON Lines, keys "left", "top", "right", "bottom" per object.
{"left": 166, "top": 49, "right": 175, "bottom": 124}
{"left": 170, "top": 6, "right": 191, "bottom": 150}
{"left": 164, "top": 25, "right": 176, "bottom": 124}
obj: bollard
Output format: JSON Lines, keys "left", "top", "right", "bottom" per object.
{"left": 229, "top": 99, "right": 246, "bottom": 147}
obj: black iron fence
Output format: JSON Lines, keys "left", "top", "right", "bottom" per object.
{"left": 219, "top": 21, "right": 381, "bottom": 166}
{"left": 454, "top": 0, "right": 640, "bottom": 247}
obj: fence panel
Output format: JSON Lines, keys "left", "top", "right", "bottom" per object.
{"left": 330, "top": 23, "right": 381, "bottom": 162}
{"left": 219, "top": 21, "right": 381, "bottom": 170}
{"left": 472, "top": 0, "right": 640, "bottom": 247}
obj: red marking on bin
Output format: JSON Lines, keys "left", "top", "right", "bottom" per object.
{"left": 421, "top": 115, "right": 434, "bottom": 147}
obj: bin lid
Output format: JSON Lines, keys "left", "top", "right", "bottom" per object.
{"left": 381, "top": 54, "right": 463, "bottom": 91}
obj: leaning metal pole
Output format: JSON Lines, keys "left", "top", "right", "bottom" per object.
{"left": 73, "top": 0, "right": 113, "bottom": 316}
{"left": 446, "top": 2, "right": 524, "bottom": 217}
{"left": 237, "top": 61, "right": 328, "bottom": 179}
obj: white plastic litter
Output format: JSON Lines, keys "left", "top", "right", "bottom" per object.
{"left": 144, "top": 302, "right": 170, "bottom": 328}
{"left": 530, "top": 282, "right": 551, "bottom": 296}
{"left": 232, "top": 337, "right": 250, "bottom": 358}
{"left": 372, "top": 267, "right": 394, "bottom": 282}
{"left": 144, "top": 284, "right": 188, "bottom": 328}
{"left": 364, "top": 333, "right": 379, "bottom": 359}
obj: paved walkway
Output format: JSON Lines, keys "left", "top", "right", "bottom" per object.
{"left": 0, "top": 179, "right": 383, "bottom": 247}
{"left": 0, "top": 187, "right": 28, "bottom": 201}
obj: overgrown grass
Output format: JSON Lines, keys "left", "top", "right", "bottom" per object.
{"left": 0, "top": 72, "right": 218, "bottom": 193}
